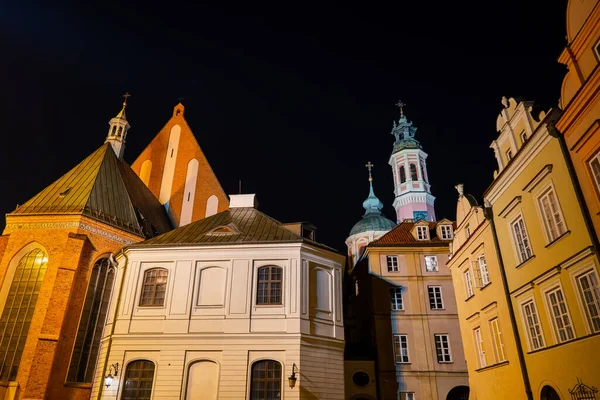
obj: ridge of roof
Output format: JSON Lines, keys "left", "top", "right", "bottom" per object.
{"left": 369, "top": 219, "right": 455, "bottom": 247}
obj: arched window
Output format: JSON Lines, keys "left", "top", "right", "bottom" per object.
{"left": 140, "top": 268, "right": 168, "bottom": 306}
{"left": 117, "top": 126, "right": 123, "bottom": 137}
{"left": 250, "top": 360, "right": 281, "bottom": 400}
{"left": 111, "top": 126, "right": 117, "bottom": 135}
{"left": 399, "top": 166, "right": 406, "bottom": 184}
{"left": 409, "top": 164, "right": 418, "bottom": 181}
{"left": 122, "top": 360, "right": 155, "bottom": 400}
{"left": 0, "top": 249, "right": 48, "bottom": 380}
{"left": 67, "top": 257, "right": 115, "bottom": 382}
{"left": 256, "top": 266, "right": 282, "bottom": 305}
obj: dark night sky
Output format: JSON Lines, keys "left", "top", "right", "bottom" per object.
{"left": 0, "top": 1, "right": 568, "bottom": 251}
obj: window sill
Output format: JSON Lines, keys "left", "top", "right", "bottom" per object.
{"left": 430, "top": 308, "right": 446, "bottom": 311}
{"left": 475, "top": 360, "right": 509, "bottom": 372}
{"left": 138, "top": 304, "right": 166, "bottom": 308}
{"left": 544, "top": 230, "right": 571, "bottom": 248}
{"left": 526, "top": 331, "right": 600, "bottom": 354}
{"left": 465, "top": 294, "right": 475, "bottom": 302}
{"left": 437, "top": 361, "right": 454, "bottom": 364}
{"left": 64, "top": 382, "right": 93, "bottom": 389}
{"left": 515, "top": 255, "right": 536, "bottom": 269}
{"left": 395, "top": 362, "right": 411, "bottom": 365}
{"left": 254, "top": 304, "right": 284, "bottom": 308}
{"left": 478, "top": 283, "right": 492, "bottom": 291}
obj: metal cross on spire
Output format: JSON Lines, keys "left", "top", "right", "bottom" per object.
{"left": 365, "top": 161, "right": 374, "bottom": 182}
{"left": 122, "top": 92, "right": 131, "bottom": 107}
{"left": 395, "top": 100, "right": 405, "bottom": 116}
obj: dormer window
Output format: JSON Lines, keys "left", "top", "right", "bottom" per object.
{"left": 440, "top": 225, "right": 453, "bottom": 240}
{"left": 416, "top": 226, "right": 429, "bottom": 240}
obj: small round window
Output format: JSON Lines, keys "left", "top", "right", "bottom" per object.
{"left": 352, "top": 371, "right": 370, "bottom": 387}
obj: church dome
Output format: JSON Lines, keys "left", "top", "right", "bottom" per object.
{"left": 349, "top": 179, "right": 396, "bottom": 236}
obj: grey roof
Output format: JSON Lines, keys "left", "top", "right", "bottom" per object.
{"left": 137, "top": 207, "right": 340, "bottom": 253}
{"left": 12, "top": 143, "right": 172, "bottom": 238}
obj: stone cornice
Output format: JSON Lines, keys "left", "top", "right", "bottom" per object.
{"left": 4, "top": 221, "right": 136, "bottom": 245}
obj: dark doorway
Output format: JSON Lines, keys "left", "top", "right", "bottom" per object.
{"left": 541, "top": 385, "right": 561, "bottom": 400}
{"left": 447, "top": 386, "right": 470, "bottom": 400}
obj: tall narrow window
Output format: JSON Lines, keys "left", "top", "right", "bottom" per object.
{"left": 399, "top": 166, "right": 406, "bottom": 184}
{"left": 387, "top": 256, "right": 399, "bottom": 272}
{"left": 577, "top": 270, "right": 600, "bottom": 332}
{"left": 490, "top": 318, "right": 506, "bottom": 362}
{"left": 478, "top": 256, "right": 490, "bottom": 286}
{"left": 434, "top": 334, "right": 452, "bottom": 363}
{"left": 139, "top": 268, "right": 168, "bottom": 306}
{"left": 67, "top": 258, "right": 115, "bottom": 383}
{"left": 256, "top": 266, "right": 283, "bottom": 305}
{"left": 393, "top": 334, "right": 409, "bottom": 363}
{"left": 464, "top": 269, "right": 474, "bottom": 298}
{"left": 0, "top": 249, "right": 48, "bottom": 381}
{"left": 390, "top": 287, "right": 403, "bottom": 311}
{"left": 409, "top": 164, "right": 418, "bottom": 181}
{"left": 473, "top": 327, "right": 486, "bottom": 368}
{"left": 250, "top": 360, "right": 281, "bottom": 400}
{"left": 420, "top": 158, "right": 428, "bottom": 183}
{"left": 588, "top": 151, "right": 600, "bottom": 194}
{"left": 538, "top": 186, "right": 567, "bottom": 242}
{"left": 428, "top": 286, "right": 444, "bottom": 309}
{"left": 425, "top": 256, "right": 438, "bottom": 272}
{"left": 546, "top": 287, "right": 575, "bottom": 343}
{"left": 522, "top": 300, "right": 545, "bottom": 350}
{"left": 122, "top": 360, "right": 155, "bottom": 400}
{"left": 511, "top": 215, "right": 533, "bottom": 263}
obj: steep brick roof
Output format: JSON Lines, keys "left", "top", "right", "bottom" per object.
{"left": 369, "top": 220, "right": 455, "bottom": 247}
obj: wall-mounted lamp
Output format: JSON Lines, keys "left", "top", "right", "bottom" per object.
{"left": 104, "top": 363, "right": 119, "bottom": 387}
{"left": 288, "top": 363, "right": 299, "bottom": 389}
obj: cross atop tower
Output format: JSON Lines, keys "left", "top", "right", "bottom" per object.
{"left": 122, "top": 92, "right": 131, "bottom": 106}
{"left": 395, "top": 100, "right": 405, "bottom": 116}
{"left": 365, "top": 161, "right": 374, "bottom": 182}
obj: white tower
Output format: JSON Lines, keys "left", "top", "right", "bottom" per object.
{"left": 105, "top": 93, "right": 131, "bottom": 160}
{"left": 388, "top": 101, "right": 436, "bottom": 223}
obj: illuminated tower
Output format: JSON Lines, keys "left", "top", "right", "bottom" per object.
{"left": 388, "top": 101, "right": 436, "bottom": 222}
{"left": 105, "top": 92, "right": 131, "bottom": 159}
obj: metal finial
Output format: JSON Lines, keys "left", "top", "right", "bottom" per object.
{"left": 122, "top": 92, "right": 131, "bottom": 107}
{"left": 395, "top": 100, "right": 405, "bottom": 116}
{"left": 365, "top": 161, "right": 374, "bottom": 182}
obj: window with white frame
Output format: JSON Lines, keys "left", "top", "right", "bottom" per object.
{"left": 390, "top": 287, "right": 403, "bottom": 311}
{"left": 428, "top": 286, "right": 444, "bottom": 309}
{"left": 464, "top": 269, "right": 474, "bottom": 298}
{"left": 440, "top": 225, "right": 453, "bottom": 240}
{"left": 576, "top": 269, "right": 600, "bottom": 332}
{"left": 473, "top": 327, "right": 486, "bottom": 368}
{"left": 522, "top": 300, "right": 545, "bottom": 350}
{"left": 478, "top": 256, "right": 491, "bottom": 286}
{"left": 490, "top": 318, "right": 506, "bottom": 362}
{"left": 387, "top": 256, "right": 399, "bottom": 272}
{"left": 537, "top": 185, "right": 567, "bottom": 242}
{"left": 393, "top": 334, "right": 409, "bottom": 363}
{"left": 589, "top": 151, "right": 600, "bottom": 195}
{"left": 434, "top": 334, "right": 452, "bottom": 363}
{"left": 545, "top": 287, "right": 575, "bottom": 343}
{"left": 399, "top": 393, "right": 415, "bottom": 400}
{"left": 511, "top": 215, "right": 533, "bottom": 263}
{"left": 425, "top": 255, "right": 438, "bottom": 272}
{"left": 416, "top": 225, "right": 429, "bottom": 240}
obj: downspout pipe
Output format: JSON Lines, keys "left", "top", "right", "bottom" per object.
{"left": 483, "top": 204, "right": 533, "bottom": 400}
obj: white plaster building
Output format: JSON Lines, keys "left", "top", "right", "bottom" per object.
{"left": 90, "top": 194, "right": 346, "bottom": 400}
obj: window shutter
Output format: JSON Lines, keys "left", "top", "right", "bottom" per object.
{"left": 471, "top": 261, "right": 483, "bottom": 288}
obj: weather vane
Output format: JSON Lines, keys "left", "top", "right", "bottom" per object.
{"left": 395, "top": 100, "right": 405, "bottom": 116}
{"left": 365, "top": 161, "right": 374, "bottom": 182}
{"left": 122, "top": 92, "right": 131, "bottom": 107}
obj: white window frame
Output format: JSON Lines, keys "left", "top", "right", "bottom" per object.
{"left": 393, "top": 334, "right": 410, "bottom": 363}
{"left": 473, "top": 327, "right": 486, "bottom": 368}
{"left": 416, "top": 226, "right": 429, "bottom": 240}
{"left": 434, "top": 334, "right": 452, "bottom": 363}
{"left": 425, "top": 255, "right": 438, "bottom": 272}
{"left": 575, "top": 269, "right": 600, "bottom": 333}
{"left": 588, "top": 150, "right": 600, "bottom": 196}
{"left": 428, "top": 286, "right": 444, "bottom": 310}
{"left": 390, "top": 287, "right": 404, "bottom": 311}
{"left": 490, "top": 318, "right": 506, "bottom": 362}
{"left": 470, "top": 256, "right": 490, "bottom": 288}
{"left": 510, "top": 214, "right": 534, "bottom": 264}
{"left": 544, "top": 286, "right": 575, "bottom": 343}
{"left": 536, "top": 183, "right": 567, "bottom": 243}
{"left": 440, "top": 225, "right": 453, "bottom": 240}
{"left": 464, "top": 269, "right": 474, "bottom": 298}
{"left": 520, "top": 298, "right": 545, "bottom": 351}
{"left": 399, "top": 393, "right": 415, "bottom": 400}
{"left": 387, "top": 256, "right": 399, "bottom": 272}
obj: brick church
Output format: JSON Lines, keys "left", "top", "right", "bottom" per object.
{"left": 0, "top": 97, "right": 228, "bottom": 399}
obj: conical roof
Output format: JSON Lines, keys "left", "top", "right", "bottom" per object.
{"left": 12, "top": 144, "right": 172, "bottom": 237}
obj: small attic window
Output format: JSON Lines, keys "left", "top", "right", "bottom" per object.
{"left": 416, "top": 226, "right": 429, "bottom": 240}
{"left": 440, "top": 225, "right": 453, "bottom": 240}
{"left": 59, "top": 187, "right": 72, "bottom": 197}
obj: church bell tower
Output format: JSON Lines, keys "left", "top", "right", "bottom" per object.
{"left": 105, "top": 93, "right": 131, "bottom": 159}
{"left": 388, "top": 101, "right": 436, "bottom": 223}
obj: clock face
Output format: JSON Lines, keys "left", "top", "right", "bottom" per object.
{"left": 413, "top": 211, "right": 428, "bottom": 221}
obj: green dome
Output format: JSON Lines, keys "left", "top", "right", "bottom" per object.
{"left": 349, "top": 181, "right": 396, "bottom": 236}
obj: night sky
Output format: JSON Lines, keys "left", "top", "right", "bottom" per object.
{"left": 1, "top": 1, "right": 568, "bottom": 251}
